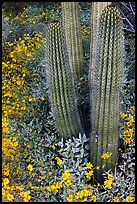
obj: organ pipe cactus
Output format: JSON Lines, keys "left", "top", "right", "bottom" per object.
{"left": 62, "top": 2, "right": 85, "bottom": 132}
{"left": 46, "top": 22, "right": 83, "bottom": 138}
{"left": 61, "top": 2, "right": 84, "bottom": 83}
{"left": 89, "top": 2, "right": 112, "bottom": 89}
{"left": 89, "top": 6, "right": 124, "bottom": 183}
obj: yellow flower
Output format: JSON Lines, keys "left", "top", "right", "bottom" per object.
{"left": 124, "top": 138, "right": 131, "bottom": 144}
{"left": 85, "top": 170, "right": 94, "bottom": 178}
{"left": 3, "top": 178, "right": 9, "bottom": 186}
{"left": 24, "top": 195, "right": 31, "bottom": 202}
{"left": 128, "top": 129, "right": 134, "bottom": 136}
{"left": 7, "top": 193, "right": 14, "bottom": 201}
{"left": 75, "top": 191, "right": 83, "bottom": 199}
{"left": 81, "top": 198, "right": 87, "bottom": 202}
{"left": 101, "top": 152, "right": 112, "bottom": 160}
{"left": 86, "top": 162, "right": 93, "bottom": 169}
{"left": 67, "top": 194, "right": 73, "bottom": 202}
{"left": 124, "top": 130, "right": 129, "bottom": 136}
{"left": 119, "top": 112, "right": 127, "bottom": 119}
{"left": 51, "top": 185, "right": 56, "bottom": 191}
{"left": 12, "top": 58, "right": 16, "bottom": 63}
{"left": 55, "top": 157, "right": 62, "bottom": 165}
{"left": 91, "top": 195, "right": 97, "bottom": 202}
{"left": 41, "top": 97, "right": 45, "bottom": 100}
{"left": 56, "top": 181, "right": 62, "bottom": 189}
{"left": 104, "top": 179, "right": 113, "bottom": 189}
{"left": 127, "top": 121, "right": 132, "bottom": 127}
{"left": 126, "top": 195, "right": 135, "bottom": 202}
{"left": 27, "top": 164, "right": 33, "bottom": 171}
{"left": 127, "top": 116, "right": 134, "bottom": 122}
{"left": 108, "top": 174, "right": 113, "bottom": 180}
{"left": 3, "top": 170, "right": 10, "bottom": 176}
{"left": 114, "top": 196, "right": 119, "bottom": 202}
{"left": 82, "top": 189, "right": 90, "bottom": 196}
{"left": 64, "top": 179, "right": 72, "bottom": 186}
{"left": 14, "top": 141, "right": 18, "bottom": 147}
{"left": 62, "top": 170, "right": 70, "bottom": 180}
{"left": 130, "top": 106, "right": 135, "bottom": 111}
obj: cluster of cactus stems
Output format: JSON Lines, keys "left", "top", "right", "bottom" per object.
{"left": 46, "top": 2, "right": 124, "bottom": 183}
{"left": 89, "top": 5, "right": 124, "bottom": 182}
{"left": 46, "top": 22, "right": 83, "bottom": 138}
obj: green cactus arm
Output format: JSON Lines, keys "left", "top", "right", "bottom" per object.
{"left": 46, "top": 22, "right": 83, "bottom": 138}
{"left": 89, "top": 2, "right": 112, "bottom": 97}
{"left": 57, "top": 26, "right": 83, "bottom": 136}
{"left": 61, "top": 2, "right": 84, "bottom": 82}
{"left": 89, "top": 6, "right": 124, "bottom": 183}
{"left": 49, "top": 24, "right": 68, "bottom": 136}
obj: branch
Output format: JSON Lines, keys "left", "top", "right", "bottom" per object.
{"left": 129, "top": 2, "right": 135, "bottom": 19}
{"left": 118, "top": 8, "right": 135, "bottom": 33}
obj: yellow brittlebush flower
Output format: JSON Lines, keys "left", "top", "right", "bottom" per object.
{"left": 85, "top": 170, "right": 94, "bottom": 178}
{"left": 104, "top": 179, "right": 113, "bottom": 189}
{"left": 127, "top": 116, "right": 134, "bottom": 122}
{"left": 7, "top": 193, "right": 14, "bottom": 202}
{"left": 67, "top": 194, "right": 73, "bottom": 202}
{"left": 64, "top": 179, "right": 72, "bottom": 186}
{"left": 3, "top": 178, "right": 9, "bottom": 186}
{"left": 27, "top": 164, "right": 33, "bottom": 171}
{"left": 114, "top": 196, "right": 119, "bottom": 202}
{"left": 91, "top": 195, "right": 97, "bottom": 202}
{"left": 86, "top": 162, "right": 93, "bottom": 169}
{"left": 101, "top": 152, "right": 112, "bottom": 160}
{"left": 130, "top": 106, "right": 135, "bottom": 111}
{"left": 124, "top": 138, "right": 131, "bottom": 144}
{"left": 55, "top": 157, "right": 62, "bottom": 165}
{"left": 126, "top": 195, "right": 135, "bottom": 202}
{"left": 62, "top": 170, "right": 70, "bottom": 181}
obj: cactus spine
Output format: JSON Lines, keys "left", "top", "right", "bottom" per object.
{"left": 46, "top": 22, "right": 83, "bottom": 138}
{"left": 89, "top": 6, "right": 124, "bottom": 182}
{"left": 61, "top": 2, "right": 84, "bottom": 83}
